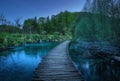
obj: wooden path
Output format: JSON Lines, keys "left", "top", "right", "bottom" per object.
{"left": 32, "top": 41, "right": 83, "bottom": 81}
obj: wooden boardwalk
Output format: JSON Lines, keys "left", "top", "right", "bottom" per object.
{"left": 32, "top": 41, "right": 83, "bottom": 81}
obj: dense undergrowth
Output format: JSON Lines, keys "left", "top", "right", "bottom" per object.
{"left": 0, "top": 33, "right": 71, "bottom": 49}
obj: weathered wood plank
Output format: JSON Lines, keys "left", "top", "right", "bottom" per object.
{"left": 32, "top": 40, "right": 83, "bottom": 81}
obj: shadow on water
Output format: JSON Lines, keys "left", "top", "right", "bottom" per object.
{"left": 69, "top": 50, "right": 120, "bottom": 81}
{"left": 0, "top": 42, "right": 59, "bottom": 81}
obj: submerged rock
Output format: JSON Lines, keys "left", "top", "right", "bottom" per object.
{"left": 70, "top": 41, "right": 120, "bottom": 59}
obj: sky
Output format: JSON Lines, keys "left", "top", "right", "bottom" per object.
{"left": 0, "top": 0, "right": 86, "bottom": 24}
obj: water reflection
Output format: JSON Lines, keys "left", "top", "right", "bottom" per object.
{"left": 0, "top": 42, "right": 59, "bottom": 81}
{"left": 70, "top": 51, "right": 120, "bottom": 81}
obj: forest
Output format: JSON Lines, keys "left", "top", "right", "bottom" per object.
{"left": 70, "top": 0, "right": 120, "bottom": 63}
{"left": 75, "top": 0, "right": 120, "bottom": 43}
{"left": 0, "top": 0, "right": 120, "bottom": 81}
{"left": 0, "top": 0, "right": 120, "bottom": 51}
{"left": 68, "top": 1, "right": 120, "bottom": 81}
{"left": 0, "top": 11, "right": 78, "bottom": 49}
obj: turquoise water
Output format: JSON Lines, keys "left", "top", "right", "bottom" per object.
{"left": 0, "top": 42, "right": 59, "bottom": 81}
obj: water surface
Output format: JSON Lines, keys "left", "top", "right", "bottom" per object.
{"left": 70, "top": 51, "right": 120, "bottom": 81}
{"left": 0, "top": 42, "right": 59, "bottom": 81}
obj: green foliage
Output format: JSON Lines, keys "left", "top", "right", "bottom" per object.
{"left": 74, "top": 0, "right": 120, "bottom": 43}
{"left": 0, "top": 33, "right": 71, "bottom": 49}
{"left": 23, "top": 11, "right": 78, "bottom": 35}
{"left": 23, "top": 17, "right": 38, "bottom": 34}
{"left": 74, "top": 13, "right": 113, "bottom": 41}
{"left": 0, "top": 11, "right": 79, "bottom": 49}
{"left": 0, "top": 25, "right": 22, "bottom": 33}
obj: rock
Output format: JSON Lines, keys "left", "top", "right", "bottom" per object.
{"left": 70, "top": 41, "right": 120, "bottom": 58}
{"left": 113, "top": 56, "right": 120, "bottom": 62}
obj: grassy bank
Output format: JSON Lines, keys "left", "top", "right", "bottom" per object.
{"left": 0, "top": 33, "right": 72, "bottom": 50}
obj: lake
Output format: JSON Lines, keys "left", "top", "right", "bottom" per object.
{"left": 70, "top": 50, "right": 120, "bottom": 81}
{"left": 0, "top": 42, "right": 59, "bottom": 81}
{"left": 1, "top": 42, "right": 120, "bottom": 81}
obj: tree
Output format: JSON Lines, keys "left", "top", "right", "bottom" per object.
{"left": 0, "top": 14, "right": 7, "bottom": 25}
{"left": 15, "top": 17, "right": 22, "bottom": 28}
{"left": 23, "top": 19, "right": 33, "bottom": 34}
{"left": 79, "top": 0, "right": 120, "bottom": 42}
{"left": 44, "top": 16, "right": 51, "bottom": 34}
{"left": 38, "top": 17, "right": 46, "bottom": 33}
{"left": 83, "top": 0, "right": 92, "bottom": 12}
{"left": 32, "top": 16, "right": 38, "bottom": 33}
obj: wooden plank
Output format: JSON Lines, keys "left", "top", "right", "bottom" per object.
{"left": 32, "top": 41, "right": 83, "bottom": 81}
